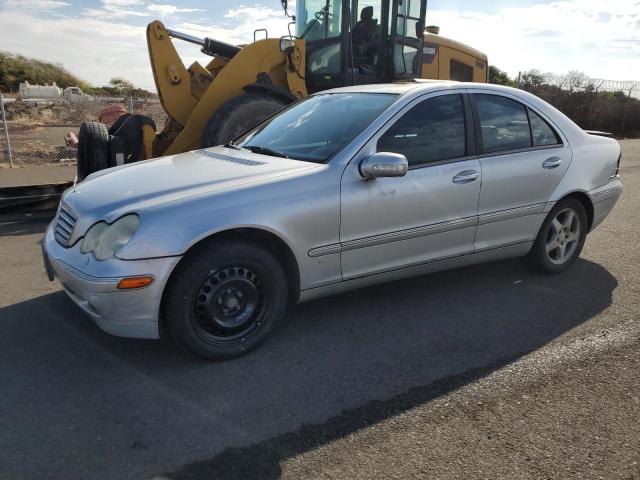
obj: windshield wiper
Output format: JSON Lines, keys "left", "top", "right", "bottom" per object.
{"left": 244, "top": 145, "right": 289, "bottom": 158}
{"left": 224, "top": 141, "right": 246, "bottom": 151}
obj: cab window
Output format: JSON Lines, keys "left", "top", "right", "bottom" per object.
{"left": 297, "top": 0, "right": 343, "bottom": 41}
{"left": 377, "top": 94, "right": 467, "bottom": 166}
{"left": 450, "top": 60, "right": 473, "bottom": 82}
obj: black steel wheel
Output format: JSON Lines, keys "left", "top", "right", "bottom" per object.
{"left": 193, "top": 266, "right": 267, "bottom": 345}
{"left": 163, "top": 238, "right": 288, "bottom": 359}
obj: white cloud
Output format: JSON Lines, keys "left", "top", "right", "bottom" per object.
{"left": 2, "top": 0, "right": 70, "bottom": 9}
{"left": 104, "top": 0, "right": 143, "bottom": 5}
{"left": 0, "top": 10, "right": 153, "bottom": 87}
{"left": 0, "top": 0, "right": 636, "bottom": 91}
{"left": 428, "top": 0, "right": 640, "bottom": 81}
{"left": 225, "top": 5, "right": 282, "bottom": 20}
{"left": 146, "top": 3, "right": 203, "bottom": 16}
{"left": 79, "top": 0, "right": 204, "bottom": 20}
{"left": 80, "top": 0, "right": 148, "bottom": 19}
{"left": 176, "top": 5, "right": 291, "bottom": 45}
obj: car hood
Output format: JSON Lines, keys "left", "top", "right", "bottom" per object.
{"left": 62, "top": 147, "right": 320, "bottom": 222}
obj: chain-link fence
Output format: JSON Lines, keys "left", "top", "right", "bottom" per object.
{"left": 0, "top": 94, "right": 167, "bottom": 168}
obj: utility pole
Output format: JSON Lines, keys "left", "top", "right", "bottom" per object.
{"left": 0, "top": 93, "right": 14, "bottom": 168}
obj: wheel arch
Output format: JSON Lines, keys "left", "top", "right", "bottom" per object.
{"left": 162, "top": 226, "right": 301, "bottom": 311}
{"left": 557, "top": 190, "right": 594, "bottom": 231}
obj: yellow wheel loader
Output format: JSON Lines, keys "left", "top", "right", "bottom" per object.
{"left": 77, "top": 0, "right": 488, "bottom": 179}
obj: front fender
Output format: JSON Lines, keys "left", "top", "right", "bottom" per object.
{"left": 116, "top": 167, "right": 343, "bottom": 290}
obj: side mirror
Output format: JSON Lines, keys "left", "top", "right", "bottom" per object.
{"left": 359, "top": 152, "right": 408, "bottom": 180}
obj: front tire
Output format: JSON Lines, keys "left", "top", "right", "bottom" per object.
{"left": 526, "top": 198, "right": 588, "bottom": 274}
{"left": 163, "top": 238, "right": 288, "bottom": 359}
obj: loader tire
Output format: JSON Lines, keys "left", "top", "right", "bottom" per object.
{"left": 77, "top": 121, "right": 109, "bottom": 181}
{"left": 201, "top": 94, "right": 287, "bottom": 147}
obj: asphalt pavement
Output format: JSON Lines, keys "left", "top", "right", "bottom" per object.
{"left": 0, "top": 140, "right": 638, "bottom": 479}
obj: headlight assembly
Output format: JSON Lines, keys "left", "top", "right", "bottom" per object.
{"left": 81, "top": 214, "right": 139, "bottom": 260}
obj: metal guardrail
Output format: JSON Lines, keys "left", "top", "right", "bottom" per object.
{"left": 0, "top": 182, "right": 71, "bottom": 214}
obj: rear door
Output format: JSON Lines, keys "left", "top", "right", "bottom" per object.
{"left": 339, "top": 91, "right": 481, "bottom": 279}
{"left": 469, "top": 91, "right": 572, "bottom": 251}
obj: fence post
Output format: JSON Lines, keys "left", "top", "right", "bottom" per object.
{"left": 128, "top": 95, "right": 134, "bottom": 114}
{"left": 0, "top": 92, "right": 14, "bottom": 168}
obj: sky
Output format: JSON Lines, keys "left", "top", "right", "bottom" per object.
{"left": 0, "top": 0, "right": 638, "bottom": 90}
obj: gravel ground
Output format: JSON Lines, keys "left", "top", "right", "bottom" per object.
{"left": 0, "top": 140, "right": 638, "bottom": 480}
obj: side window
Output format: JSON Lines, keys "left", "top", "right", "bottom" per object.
{"left": 475, "top": 94, "right": 531, "bottom": 153}
{"left": 528, "top": 108, "right": 561, "bottom": 146}
{"left": 309, "top": 44, "right": 342, "bottom": 74}
{"left": 450, "top": 60, "right": 473, "bottom": 82}
{"left": 377, "top": 94, "right": 467, "bottom": 166}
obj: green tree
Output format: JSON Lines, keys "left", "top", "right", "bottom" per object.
{"left": 520, "top": 69, "right": 545, "bottom": 89}
{"left": 488, "top": 65, "right": 513, "bottom": 86}
{"left": 108, "top": 77, "right": 134, "bottom": 91}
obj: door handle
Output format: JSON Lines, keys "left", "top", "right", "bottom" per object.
{"left": 542, "top": 156, "right": 562, "bottom": 169}
{"left": 452, "top": 170, "right": 480, "bottom": 184}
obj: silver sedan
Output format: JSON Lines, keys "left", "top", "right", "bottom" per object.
{"left": 42, "top": 82, "right": 623, "bottom": 359}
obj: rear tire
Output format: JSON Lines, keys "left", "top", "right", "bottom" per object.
{"left": 163, "top": 238, "right": 288, "bottom": 359}
{"left": 76, "top": 122, "right": 109, "bottom": 181}
{"left": 526, "top": 198, "right": 588, "bottom": 274}
{"left": 201, "top": 94, "right": 287, "bottom": 147}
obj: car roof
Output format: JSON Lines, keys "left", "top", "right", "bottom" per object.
{"left": 319, "top": 80, "right": 453, "bottom": 95}
{"left": 319, "top": 80, "right": 524, "bottom": 98}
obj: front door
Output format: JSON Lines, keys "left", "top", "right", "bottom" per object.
{"left": 340, "top": 92, "right": 481, "bottom": 279}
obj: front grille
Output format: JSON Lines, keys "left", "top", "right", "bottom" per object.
{"left": 54, "top": 202, "right": 78, "bottom": 247}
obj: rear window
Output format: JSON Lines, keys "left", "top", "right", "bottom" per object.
{"left": 475, "top": 94, "right": 531, "bottom": 153}
{"left": 528, "top": 108, "right": 561, "bottom": 146}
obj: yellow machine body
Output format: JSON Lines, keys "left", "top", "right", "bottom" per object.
{"left": 421, "top": 33, "right": 488, "bottom": 83}
{"left": 146, "top": 20, "right": 486, "bottom": 157}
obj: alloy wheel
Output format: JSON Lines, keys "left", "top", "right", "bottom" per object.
{"left": 545, "top": 207, "right": 581, "bottom": 265}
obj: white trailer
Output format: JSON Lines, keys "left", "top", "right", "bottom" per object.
{"left": 18, "top": 82, "right": 92, "bottom": 102}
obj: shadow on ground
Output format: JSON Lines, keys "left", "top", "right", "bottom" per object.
{"left": 0, "top": 256, "right": 617, "bottom": 480}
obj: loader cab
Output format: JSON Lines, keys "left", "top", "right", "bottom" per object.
{"left": 295, "top": 0, "right": 427, "bottom": 92}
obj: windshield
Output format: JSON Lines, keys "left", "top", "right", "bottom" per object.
{"left": 296, "top": 0, "right": 342, "bottom": 41}
{"left": 235, "top": 93, "right": 396, "bottom": 163}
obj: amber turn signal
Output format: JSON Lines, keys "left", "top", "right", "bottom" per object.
{"left": 117, "top": 276, "right": 154, "bottom": 290}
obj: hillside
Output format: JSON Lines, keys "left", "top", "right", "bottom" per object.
{"left": 0, "top": 51, "right": 89, "bottom": 93}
